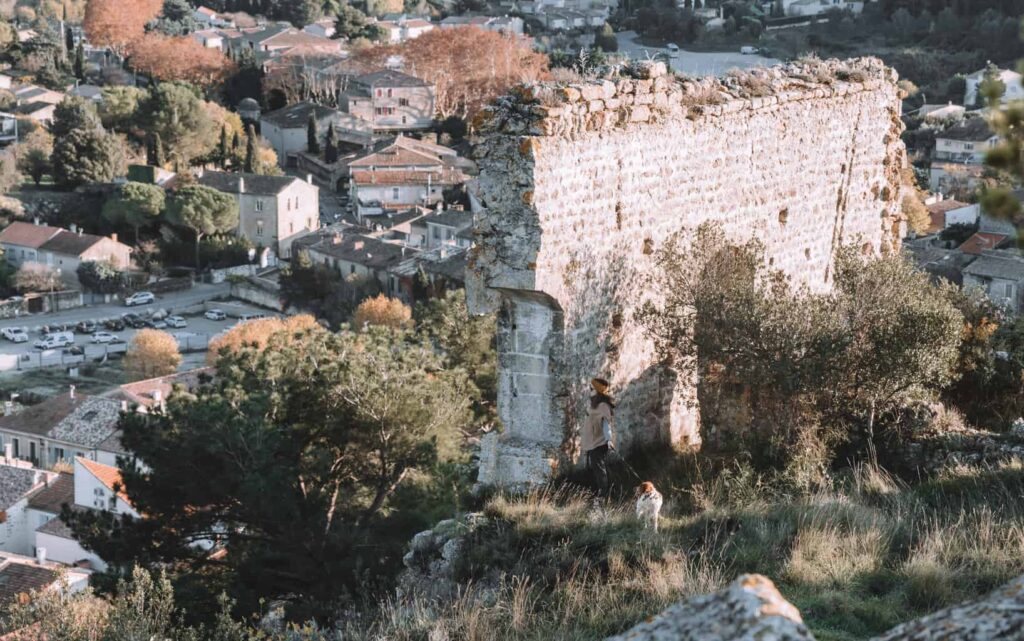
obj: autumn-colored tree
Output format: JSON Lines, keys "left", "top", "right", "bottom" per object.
{"left": 206, "top": 314, "right": 319, "bottom": 364}
{"left": 355, "top": 27, "right": 548, "bottom": 120}
{"left": 128, "top": 34, "right": 234, "bottom": 87}
{"left": 83, "top": 0, "right": 162, "bottom": 57}
{"left": 123, "top": 329, "right": 181, "bottom": 381}
{"left": 352, "top": 294, "right": 413, "bottom": 330}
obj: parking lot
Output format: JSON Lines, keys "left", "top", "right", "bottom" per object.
{"left": 0, "top": 296, "right": 281, "bottom": 372}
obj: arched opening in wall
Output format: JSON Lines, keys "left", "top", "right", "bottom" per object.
{"left": 778, "top": 209, "right": 789, "bottom": 226}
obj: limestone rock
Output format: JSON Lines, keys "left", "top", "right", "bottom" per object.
{"left": 604, "top": 574, "right": 813, "bottom": 641}
{"left": 871, "top": 574, "right": 1024, "bottom": 641}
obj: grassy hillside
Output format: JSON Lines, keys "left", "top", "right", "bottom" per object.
{"left": 349, "top": 455, "right": 1024, "bottom": 641}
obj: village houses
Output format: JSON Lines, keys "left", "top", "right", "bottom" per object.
{"left": 260, "top": 101, "right": 372, "bottom": 169}
{"left": 340, "top": 70, "right": 436, "bottom": 133}
{"left": 0, "top": 221, "right": 132, "bottom": 287}
{"left": 964, "top": 66, "right": 1024, "bottom": 106}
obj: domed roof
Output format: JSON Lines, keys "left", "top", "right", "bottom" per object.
{"left": 237, "top": 97, "right": 260, "bottom": 111}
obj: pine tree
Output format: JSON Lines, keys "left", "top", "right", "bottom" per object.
{"left": 73, "top": 42, "right": 84, "bottom": 80}
{"left": 219, "top": 125, "right": 229, "bottom": 169}
{"left": 306, "top": 112, "right": 320, "bottom": 155}
{"left": 325, "top": 122, "right": 338, "bottom": 163}
{"left": 244, "top": 125, "right": 256, "bottom": 173}
{"left": 147, "top": 133, "right": 165, "bottom": 167}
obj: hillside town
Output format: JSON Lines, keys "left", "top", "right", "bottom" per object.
{"left": 0, "top": 0, "right": 1016, "bottom": 639}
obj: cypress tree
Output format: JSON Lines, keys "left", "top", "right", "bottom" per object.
{"left": 325, "top": 123, "right": 338, "bottom": 164}
{"left": 307, "top": 113, "right": 320, "bottom": 154}
{"left": 219, "top": 126, "right": 230, "bottom": 169}
{"left": 73, "top": 42, "right": 84, "bottom": 80}
{"left": 147, "top": 133, "right": 165, "bottom": 167}
{"left": 64, "top": 23, "right": 74, "bottom": 58}
{"left": 244, "top": 125, "right": 256, "bottom": 173}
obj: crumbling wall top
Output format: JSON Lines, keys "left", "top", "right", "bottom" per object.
{"left": 475, "top": 57, "right": 900, "bottom": 140}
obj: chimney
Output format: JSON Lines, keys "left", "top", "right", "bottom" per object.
{"left": 69, "top": 384, "right": 75, "bottom": 400}
{"left": 110, "top": 233, "right": 118, "bottom": 243}
{"left": 69, "top": 223, "right": 77, "bottom": 233}
{"left": 238, "top": 176, "right": 246, "bottom": 194}
{"left": 35, "top": 547, "right": 46, "bottom": 565}
{"left": 120, "top": 400, "right": 128, "bottom": 412}
{"left": 152, "top": 389, "right": 162, "bottom": 402}
{"left": 354, "top": 240, "right": 364, "bottom": 250}
{"left": 306, "top": 173, "right": 314, "bottom": 184}
{"left": 33, "top": 217, "right": 40, "bottom": 226}
{"left": 332, "top": 233, "right": 342, "bottom": 245}
{"left": 78, "top": 228, "right": 83, "bottom": 236}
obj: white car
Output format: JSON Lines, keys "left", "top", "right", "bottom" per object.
{"left": 165, "top": 316, "right": 187, "bottom": 328}
{"left": 35, "top": 333, "right": 74, "bottom": 349}
{"left": 204, "top": 309, "right": 227, "bottom": 321}
{"left": 124, "top": 291, "right": 155, "bottom": 307}
{"left": 91, "top": 331, "right": 120, "bottom": 344}
{"left": 1, "top": 327, "right": 28, "bottom": 343}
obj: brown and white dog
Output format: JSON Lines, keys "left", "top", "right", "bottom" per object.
{"left": 635, "top": 481, "right": 664, "bottom": 532}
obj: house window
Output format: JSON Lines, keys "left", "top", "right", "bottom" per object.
{"left": 255, "top": 200, "right": 264, "bottom": 212}
{"left": 402, "top": 116, "right": 407, "bottom": 125}
{"left": 12, "top": 438, "right": 18, "bottom": 458}
{"left": 376, "top": 89, "right": 382, "bottom": 97}
{"left": 387, "top": 88, "right": 393, "bottom": 97}
{"left": 1005, "top": 283, "right": 1015, "bottom": 299}
{"left": 289, "top": 222, "right": 294, "bottom": 234}
{"left": 432, "top": 227, "right": 440, "bottom": 240}
{"left": 29, "top": 442, "right": 35, "bottom": 462}
{"left": 399, "top": 98, "right": 409, "bottom": 107}
{"left": 392, "top": 187, "right": 400, "bottom": 200}
{"left": 256, "top": 221, "right": 264, "bottom": 236}
{"left": 52, "top": 446, "right": 65, "bottom": 463}
{"left": 375, "top": 107, "right": 382, "bottom": 116}
{"left": 350, "top": 265, "right": 355, "bottom": 274}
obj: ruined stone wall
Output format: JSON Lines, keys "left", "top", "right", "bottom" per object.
{"left": 469, "top": 58, "right": 907, "bottom": 486}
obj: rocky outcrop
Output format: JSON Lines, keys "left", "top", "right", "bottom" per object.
{"left": 469, "top": 57, "right": 908, "bottom": 486}
{"left": 605, "top": 574, "right": 813, "bottom": 641}
{"left": 397, "top": 513, "right": 492, "bottom": 602}
{"left": 606, "top": 573, "right": 1024, "bottom": 641}
{"left": 872, "top": 574, "right": 1024, "bottom": 640}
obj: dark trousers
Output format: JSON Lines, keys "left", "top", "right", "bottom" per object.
{"left": 586, "top": 444, "right": 610, "bottom": 496}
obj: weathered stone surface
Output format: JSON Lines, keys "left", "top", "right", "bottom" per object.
{"left": 871, "top": 574, "right": 1024, "bottom": 641}
{"left": 605, "top": 575, "right": 813, "bottom": 641}
{"left": 470, "top": 57, "right": 907, "bottom": 486}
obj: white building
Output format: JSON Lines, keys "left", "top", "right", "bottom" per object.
{"left": 196, "top": 171, "right": 321, "bottom": 259}
{"left": 965, "top": 67, "right": 1024, "bottom": 107}
{"left": 260, "top": 101, "right": 372, "bottom": 169}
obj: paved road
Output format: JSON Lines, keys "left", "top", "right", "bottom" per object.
{"left": 0, "top": 282, "right": 231, "bottom": 332}
{"left": 614, "top": 31, "right": 781, "bottom": 76}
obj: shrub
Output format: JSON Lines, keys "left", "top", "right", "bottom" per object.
{"left": 123, "top": 329, "right": 181, "bottom": 381}
{"left": 352, "top": 294, "right": 412, "bottom": 330}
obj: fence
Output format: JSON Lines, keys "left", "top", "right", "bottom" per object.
{"left": 0, "top": 333, "right": 213, "bottom": 372}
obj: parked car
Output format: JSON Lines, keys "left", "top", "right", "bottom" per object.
{"left": 62, "top": 345, "right": 84, "bottom": 356}
{"left": 75, "top": 320, "right": 97, "bottom": 334}
{"left": 124, "top": 291, "right": 155, "bottom": 307}
{"left": 145, "top": 319, "right": 168, "bottom": 329}
{"left": 34, "top": 332, "right": 74, "bottom": 349}
{"left": 122, "top": 313, "right": 147, "bottom": 329}
{"left": 204, "top": 309, "right": 227, "bottom": 321}
{"left": 238, "top": 312, "right": 267, "bottom": 322}
{"left": 165, "top": 315, "right": 187, "bottom": 328}
{"left": 91, "top": 331, "right": 120, "bottom": 344}
{"left": 1, "top": 327, "right": 28, "bottom": 343}
{"left": 740, "top": 45, "right": 759, "bottom": 55}
{"left": 104, "top": 318, "right": 126, "bottom": 331}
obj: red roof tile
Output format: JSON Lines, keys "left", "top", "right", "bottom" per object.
{"left": 0, "top": 222, "right": 61, "bottom": 249}
{"left": 960, "top": 232, "right": 1008, "bottom": 255}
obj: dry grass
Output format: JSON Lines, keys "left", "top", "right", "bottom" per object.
{"left": 346, "top": 458, "right": 1024, "bottom": 641}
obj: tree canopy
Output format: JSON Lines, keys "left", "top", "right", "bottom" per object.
{"left": 103, "top": 181, "right": 167, "bottom": 241}
{"left": 165, "top": 185, "right": 239, "bottom": 267}
{"left": 124, "top": 329, "right": 182, "bottom": 380}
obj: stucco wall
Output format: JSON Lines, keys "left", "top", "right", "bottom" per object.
{"left": 468, "top": 58, "right": 907, "bottom": 486}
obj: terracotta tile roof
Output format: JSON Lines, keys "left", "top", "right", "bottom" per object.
{"left": 349, "top": 146, "right": 443, "bottom": 169}
{"left": 26, "top": 473, "right": 72, "bottom": 514}
{"left": 114, "top": 367, "right": 214, "bottom": 409}
{"left": 0, "top": 559, "right": 56, "bottom": 605}
{"left": 38, "top": 229, "right": 106, "bottom": 257}
{"left": 960, "top": 232, "right": 1009, "bottom": 255}
{"left": 926, "top": 199, "right": 971, "bottom": 215}
{"left": 352, "top": 168, "right": 466, "bottom": 187}
{"left": 0, "top": 221, "right": 61, "bottom": 249}
{"left": 77, "top": 457, "right": 129, "bottom": 504}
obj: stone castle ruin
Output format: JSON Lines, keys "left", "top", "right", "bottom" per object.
{"left": 468, "top": 57, "right": 907, "bottom": 486}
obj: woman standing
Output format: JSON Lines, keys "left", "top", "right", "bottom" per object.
{"left": 581, "top": 377, "right": 615, "bottom": 496}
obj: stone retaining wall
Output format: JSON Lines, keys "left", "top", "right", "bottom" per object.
{"left": 468, "top": 57, "right": 907, "bottom": 486}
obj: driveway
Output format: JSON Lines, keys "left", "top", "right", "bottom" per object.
{"left": 614, "top": 31, "right": 781, "bottom": 76}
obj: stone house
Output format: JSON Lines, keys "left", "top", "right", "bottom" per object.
{"left": 0, "top": 459, "right": 50, "bottom": 557}
{"left": 34, "top": 457, "right": 140, "bottom": 571}
{"left": 196, "top": 171, "right": 320, "bottom": 260}
{"left": 191, "top": 28, "right": 226, "bottom": 49}
{"left": 0, "top": 221, "right": 132, "bottom": 287}
{"left": 933, "top": 118, "right": 999, "bottom": 164}
{"left": 300, "top": 231, "right": 415, "bottom": 297}
{"left": 964, "top": 67, "right": 1024, "bottom": 107}
{"left": 923, "top": 198, "right": 979, "bottom": 234}
{"left": 962, "top": 250, "right": 1024, "bottom": 314}
{"left": 347, "top": 136, "right": 470, "bottom": 220}
{"left": 0, "top": 550, "right": 91, "bottom": 605}
{"left": 422, "top": 209, "right": 474, "bottom": 249}
{"left": 0, "top": 391, "right": 126, "bottom": 470}
{"left": 260, "top": 101, "right": 372, "bottom": 169}
{"left": 375, "top": 17, "right": 434, "bottom": 42}
{"left": 110, "top": 368, "right": 215, "bottom": 414}
{"left": 302, "top": 17, "right": 337, "bottom": 38}
{"left": 340, "top": 70, "right": 435, "bottom": 132}
{"left": 193, "top": 5, "right": 233, "bottom": 28}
